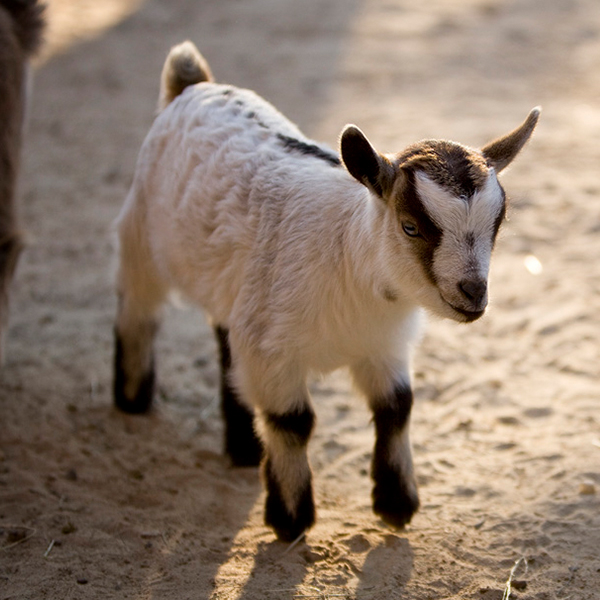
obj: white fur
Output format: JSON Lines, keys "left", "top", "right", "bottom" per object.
{"left": 117, "top": 82, "right": 424, "bottom": 412}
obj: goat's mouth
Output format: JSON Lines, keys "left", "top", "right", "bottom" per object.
{"left": 440, "top": 295, "right": 486, "bottom": 322}
{"left": 450, "top": 304, "right": 486, "bottom": 323}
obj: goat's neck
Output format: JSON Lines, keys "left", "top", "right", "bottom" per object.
{"left": 341, "top": 187, "right": 405, "bottom": 305}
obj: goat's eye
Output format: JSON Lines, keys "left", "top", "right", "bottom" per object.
{"left": 402, "top": 222, "right": 420, "bottom": 238}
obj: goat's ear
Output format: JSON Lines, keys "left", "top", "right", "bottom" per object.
{"left": 482, "top": 107, "right": 541, "bottom": 173}
{"left": 340, "top": 125, "right": 395, "bottom": 198}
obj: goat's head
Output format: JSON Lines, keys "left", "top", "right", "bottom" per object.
{"left": 340, "top": 108, "right": 540, "bottom": 322}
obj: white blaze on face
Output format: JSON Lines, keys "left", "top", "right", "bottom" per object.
{"left": 414, "top": 171, "right": 505, "bottom": 312}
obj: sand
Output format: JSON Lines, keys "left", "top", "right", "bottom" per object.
{"left": 1, "top": 0, "right": 599, "bottom": 598}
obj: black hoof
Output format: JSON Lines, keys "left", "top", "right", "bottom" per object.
{"left": 372, "top": 466, "right": 420, "bottom": 528}
{"left": 114, "top": 370, "right": 155, "bottom": 414}
{"left": 373, "top": 491, "right": 419, "bottom": 528}
{"left": 263, "top": 458, "right": 315, "bottom": 541}
{"left": 113, "top": 331, "right": 155, "bottom": 414}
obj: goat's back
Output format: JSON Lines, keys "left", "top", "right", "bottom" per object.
{"left": 119, "top": 83, "right": 354, "bottom": 327}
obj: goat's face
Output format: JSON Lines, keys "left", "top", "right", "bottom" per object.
{"left": 389, "top": 145, "right": 505, "bottom": 322}
{"left": 340, "top": 108, "right": 540, "bottom": 322}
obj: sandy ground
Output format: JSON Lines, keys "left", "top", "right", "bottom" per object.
{"left": 1, "top": 0, "right": 600, "bottom": 598}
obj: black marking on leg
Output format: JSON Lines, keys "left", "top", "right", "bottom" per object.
{"left": 276, "top": 133, "right": 341, "bottom": 167}
{"left": 372, "top": 382, "right": 413, "bottom": 439}
{"left": 264, "top": 406, "right": 315, "bottom": 447}
{"left": 370, "top": 382, "right": 419, "bottom": 527}
{"left": 113, "top": 328, "right": 155, "bottom": 414}
{"left": 215, "top": 326, "right": 262, "bottom": 467}
{"left": 262, "top": 456, "right": 315, "bottom": 542}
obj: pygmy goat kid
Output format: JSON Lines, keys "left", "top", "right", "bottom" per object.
{"left": 114, "top": 41, "right": 540, "bottom": 541}
{"left": 0, "top": 0, "right": 45, "bottom": 362}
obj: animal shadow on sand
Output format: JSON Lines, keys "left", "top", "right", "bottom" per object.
{"left": 235, "top": 531, "right": 413, "bottom": 599}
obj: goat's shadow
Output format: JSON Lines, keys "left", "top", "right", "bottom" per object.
{"left": 235, "top": 538, "right": 311, "bottom": 600}
{"left": 356, "top": 533, "right": 414, "bottom": 597}
{"left": 233, "top": 530, "right": 413, "bottom": 599}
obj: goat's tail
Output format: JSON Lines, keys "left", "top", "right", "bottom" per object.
{"left": 0, "top": 0, "right": 46, "bottom": 56}
{"left": 159, "top": 41, "right": 214, "bottom": 111}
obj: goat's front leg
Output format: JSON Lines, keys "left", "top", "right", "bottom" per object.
{"left": 259, "top": 402, "right": 316, "bottom": 541}
{"left": 352, "top": 363, "right": 420, "bottom": 528}
{"left": 234, "top": 354, "right": 316, "bottom": 540}
{"left": 370, "top": 382, "right": 419, "bottom": 527}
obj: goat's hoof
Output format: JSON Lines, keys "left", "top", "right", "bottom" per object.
{"left": 113, "top": 365, "right": 155, "bottom": 414}
{"left": 113, "top": 332, "right": 155, "bottom": 414}
{"left": 263, "top": 461, "right": 315, "bottom": 542}
{"left": 372, "top": 483, "right": 420, "bottom": 529}
{"left": 266, "top": 490, "right": 315, "bottom": 542}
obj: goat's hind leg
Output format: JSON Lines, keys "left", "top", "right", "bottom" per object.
{"left": 113, "top": 222, "right": 166, "bottom": 414}
{"left": 114, "top": 299, "right": 161, "bottom": 414}
{"left": 215, "top": 325, "right": 262, "bottom": 466}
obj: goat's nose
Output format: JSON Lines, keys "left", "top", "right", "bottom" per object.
{"left": 459, "top": 279, "right": 487, "bottom": 304}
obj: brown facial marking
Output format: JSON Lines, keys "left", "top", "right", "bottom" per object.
{"left": 392, "top": 168, "right": 443, "bottom": 286}
{"left": 395, "top": 140, "right": 490, "bottom": 200}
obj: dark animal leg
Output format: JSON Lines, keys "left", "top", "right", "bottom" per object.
{"left": 215, "top": 326, "right": 262, "bottom": 466}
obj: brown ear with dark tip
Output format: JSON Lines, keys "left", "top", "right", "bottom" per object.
{"left": 481, "top": 107, "right": 541, "bottom": 173}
